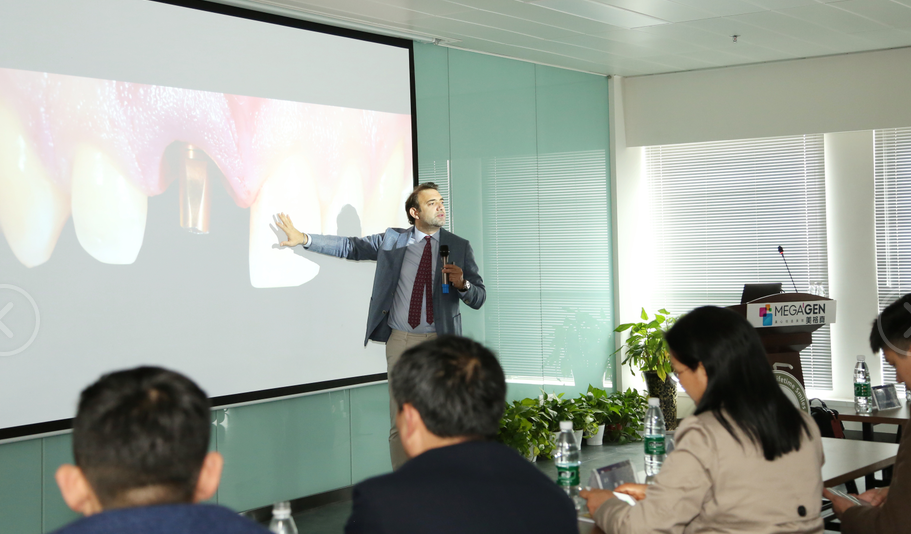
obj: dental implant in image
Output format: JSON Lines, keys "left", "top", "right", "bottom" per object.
{"left": 179, "top": 143, "right": 210, "bottom": 234}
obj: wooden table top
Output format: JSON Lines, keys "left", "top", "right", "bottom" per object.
{"left": 837, "top": 402, "right": 910, "bottom": 425}
{"left": 821, "top": 437, "right": 899, "bottom": 487}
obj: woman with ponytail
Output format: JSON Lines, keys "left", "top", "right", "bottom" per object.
{"left": 581, "top": 306, "right": 824, "bottom": 534}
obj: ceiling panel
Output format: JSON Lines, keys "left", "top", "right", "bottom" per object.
{"left": 851, "top": 27, "right": 911, "bottom": 47}
{"left": 435, "top": 9, "right": 585, "bottom": 41}
{"left": 234, "top": 0, "right": 911, "bottom": 76}
{"left": 595, "top": 0, "right": 715, "bottom": 23}
{"left": 666, "top": 0, "right": 767, "bottom": 17}
{"left": 728, "top": 10, "right": 878, "bottom": 52}
{"left": 553, "top": 32, "right": 706, "bottom": 57}
{"left": 777, "top": 3, "right": 887, "bottom": 34}
{"left": 832, "top": 0, "right": 911, "bottom": 29}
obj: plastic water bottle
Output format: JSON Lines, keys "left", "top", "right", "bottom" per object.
{"left": 269, "top": 501, "right": 298, "bottom": 534}
{"left": 554, "top": 420, "right": 582, "bottom": 510}
{"left": 854, "top": 355, "right": 873, "bottom": 415}
{"left": 644, "top": 397, "right": 666, "bottom": 479}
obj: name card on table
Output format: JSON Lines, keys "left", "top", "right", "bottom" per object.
{"left": 747, "top": 300, "right": 837, "bottom": 328}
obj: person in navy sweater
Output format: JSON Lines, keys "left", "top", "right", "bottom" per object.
{"left": 52, "top": 366, "right": 268, "bottom": 534}
{"left": 345, "top": 336, "right": 578, "bottom": 534}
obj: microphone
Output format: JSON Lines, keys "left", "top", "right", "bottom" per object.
{"left": 778, "top": 246, "right": 799, "bottom": 293}
{"left": 440, "top": 245, "right": 450, "bottom": 294}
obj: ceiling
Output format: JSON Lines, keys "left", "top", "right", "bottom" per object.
{"left": 216, "top": 0, "right": 911, "bottom": 77}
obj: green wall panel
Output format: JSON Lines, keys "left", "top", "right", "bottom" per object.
{"left": 215, "top": 391, "right": 351, "bottom": 512}
{"left": 349, "top": 383, "right": 392, "bottom": 484}
{"left": 41, "top": 434, "right": 78, "bottom": 533}
{"left": 448, "top": 50, "right": 538, "bottom": 343}
{"left": 533, "top": 65, "right": 614, "bottom": 395}
{"left": 414, "top": 43, "right": 450, "bottom": 166}
{"left": 0, "top": 439, "right": 42, "bottom": 534}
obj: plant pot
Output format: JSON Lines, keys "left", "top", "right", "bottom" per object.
{"left": 585, "top": 424, "right": 606, "bottom": 446}
{"left": 525, "top": 445, "right": 537, "bottom": 462}
{"left": 644, "top": 371, "right": 678, "bottom": 431}
{"left": 573, "top": 429, "right": 584, "bottom": 446}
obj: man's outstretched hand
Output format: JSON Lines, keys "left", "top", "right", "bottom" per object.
{"left": 275, "top": 213, "right": 306, "bottom": 247}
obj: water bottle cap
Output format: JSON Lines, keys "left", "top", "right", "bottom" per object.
{"left": 648, "top": 397, "right": 660, "bottom": 406}
{"left": 559, "top": 421, "right": 573, "bottom": 431}
{"left": 272, "top": 501, "right": 292, "bottom": 518}
{"left": 857, "top": 354, "right": 865, "bottom": 362}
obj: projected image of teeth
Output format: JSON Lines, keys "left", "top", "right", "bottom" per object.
{"left": 0, "top": 67, "right": 413, "bottom": 284}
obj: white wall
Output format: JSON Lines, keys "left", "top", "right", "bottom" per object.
{"left": 624, "top": 47, "right": 911, "bottom": 148}
{"left": 824, "top": 131, "right": 881, "bottom": 401}
{"left": 614, "top": 50, "right": 910, "bottom": 399}
{"left": 609, "top": 75, "right": 647, "bottom": 395}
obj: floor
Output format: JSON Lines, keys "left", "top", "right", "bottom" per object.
{"left": 277, "top": 440, "right": 847, "bottom": 533}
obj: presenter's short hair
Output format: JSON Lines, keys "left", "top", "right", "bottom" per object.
{"left": 72, "top": 366, "right": 211, "bottom": 507}
{"left": 405, "top": 182, "right": 440, "bottom": 225}
{"left": 871, "top": 293, "right": 911, "bottom": 354}
{"left": 392, "top": 336, "right": 506, "bottom": 440}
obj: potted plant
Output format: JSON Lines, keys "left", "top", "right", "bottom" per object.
{"left": 613, "top": 308, "right": 678, "bottom": 430}
{"left": 539, "top": 392, "right": 590, "bottom": 448}
{"left": 497, "top": 399, "right": 554, "bottom": 461}
{"left": 602, "top": 388, "right": 649, "bottom": 444}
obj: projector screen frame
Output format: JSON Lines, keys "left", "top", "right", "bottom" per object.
{"left": 0, "top": 0, "right": 419, "bottom": 442}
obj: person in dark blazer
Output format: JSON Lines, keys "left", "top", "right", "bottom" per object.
{"left": 52, "top": 367, "right": 268, "bottom": 534}
{"left": 344, "top": 335, "right": 578, "bottom": 534}
{"left": 275, "top": 182, "right": 485, "bottom": 469}
{"left": 825, "top": 293, "right": 911, "bottom": 534}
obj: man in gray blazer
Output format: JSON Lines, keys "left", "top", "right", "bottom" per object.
{"left": 275, "top": 182, "right": 485, "bottom": 469}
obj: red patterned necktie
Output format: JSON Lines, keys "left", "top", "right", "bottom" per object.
{"left": 408, "top": 236, "right": 434, "bottom": 328}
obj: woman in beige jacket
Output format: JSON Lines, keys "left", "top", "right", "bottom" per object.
{"left": 581, "top": 306, "right": 824, "bottom": 534}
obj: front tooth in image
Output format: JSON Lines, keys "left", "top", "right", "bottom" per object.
{"left": 71, "top": 145, "right": 148, "bottom": 264}
{"left": 249, "top": 155, "right": 321, "bottom": 289}
{"left": 0, "top": 102, "right": 70, "bottom": 268}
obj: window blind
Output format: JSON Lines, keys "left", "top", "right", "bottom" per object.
{"left": 482, "top": 150, "right": 613, "bottom": 385}
{"left": 874, "top": 128, "right": 911, "bottom": 395}
{"left": 646, "top": 135, "right": 832, "bottom": 390}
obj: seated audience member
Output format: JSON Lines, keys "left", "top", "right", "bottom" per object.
{"left": 581, "top": 306, "right": 824, "bottom": 534}
{"left": 824, "top": 292, "right": 911, "bottom": 533}
{"left": 53, "top": 366, "right": 269, "bottom": 534}
{"left": 345, "top": 335, "right": 577, "bottom": 534}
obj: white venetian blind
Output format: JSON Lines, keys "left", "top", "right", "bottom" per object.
{"left": 874, "top": 128, "right": 911, "bottom": 395}
{"left": 483, "top": 150, "right": 613, "bottom": 384}
{"left": 646, "top": 134, "right": 832, "bottom": 390}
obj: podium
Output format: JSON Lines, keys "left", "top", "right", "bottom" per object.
{"left": 728, "top": 293, "right": 836, "bottom": 388}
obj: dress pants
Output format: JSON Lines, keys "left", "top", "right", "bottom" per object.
{"left": 386, "top": 329, "right": 437, "bottom": 470}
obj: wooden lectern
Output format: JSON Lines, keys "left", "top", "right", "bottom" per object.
{"left": 728, "top": 293, "right": 836, "bottom": 388}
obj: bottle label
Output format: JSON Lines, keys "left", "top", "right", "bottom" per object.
{"left": 556, "top": 465, "right": 580, "bottom": 487}
{"left": 855, "top": 382, "right": 872, "bottom": 397}
{"left": 645, "top": 435, "right": 666, "bottom": 455}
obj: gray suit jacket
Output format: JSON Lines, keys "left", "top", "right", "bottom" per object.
{"left": 306, "top": 227, "right": 485, "bottom": 345}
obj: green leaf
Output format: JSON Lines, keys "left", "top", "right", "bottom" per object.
{"left": 640, "top": 308, "right": 648, "bottom": 321}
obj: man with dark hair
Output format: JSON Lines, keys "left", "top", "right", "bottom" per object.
{"left": 275, "top": 183, "right": 485, "bottom": 469}
{"left": 52, "top": 367, "right": 268, "bottom": 534}
{"left": 824, "top": 292, "right": 911, "bottom": 534}
{"left": 344, "top": 336, "right": 577, "bottom": 534}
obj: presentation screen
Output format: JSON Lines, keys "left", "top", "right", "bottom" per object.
{"left": 0, "top": 0, "right": 415, "bottom": 438}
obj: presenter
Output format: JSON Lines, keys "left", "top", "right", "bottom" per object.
{"left": 274, "top": 182, "right": 485, "bottom": 469}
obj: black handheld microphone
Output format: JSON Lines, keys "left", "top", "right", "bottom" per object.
{"left": 440, "top": 245, "right": 450, "bottom": 294}
{"left": 778, "top": 246, "right": 799, "bottom": 293}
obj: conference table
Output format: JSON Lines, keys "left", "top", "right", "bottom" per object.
{"left": 569, "top": 437, "right": 898, "bottom": 534}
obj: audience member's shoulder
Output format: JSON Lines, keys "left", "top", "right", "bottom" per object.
{"left": 52, "top": 504, "right": 269, "bottom": 534}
